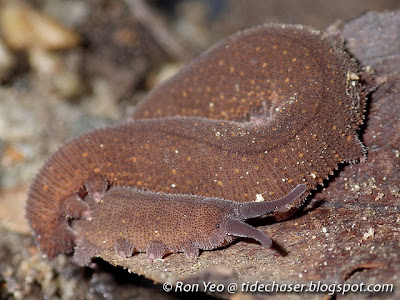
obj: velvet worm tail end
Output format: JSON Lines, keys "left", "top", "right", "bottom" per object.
{"left": 237, "top": 184, "right": 307, "bottom": 219}
{"left": 224, "top": 184, "right": 307, "bottom": 248}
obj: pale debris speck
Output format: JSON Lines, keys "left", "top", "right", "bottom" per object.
{"left": 347, "top": 71, "right": 359, "bottom": 81}
{"left": 255, "top": 194, "right": 265, "bottom": 202}
{"left": 363, "top": 227, "right": 375, "bottom": 240}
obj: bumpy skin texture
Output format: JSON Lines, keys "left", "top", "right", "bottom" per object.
{"left": 72, "top": 184, "right": 306, "bottom": 266}
{"left": 26, "top": 24, "right": 366, "bottom": 261}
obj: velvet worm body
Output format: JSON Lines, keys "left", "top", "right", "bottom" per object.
{"left": 26, "top": 24, "right": 366, "bottom": 263}
{"left": 72, "top": 184, "right": 306, "bottom": 265}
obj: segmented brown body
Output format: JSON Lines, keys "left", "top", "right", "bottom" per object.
{"left": 26, "top": 24, "right": 366, "bottom": 259}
